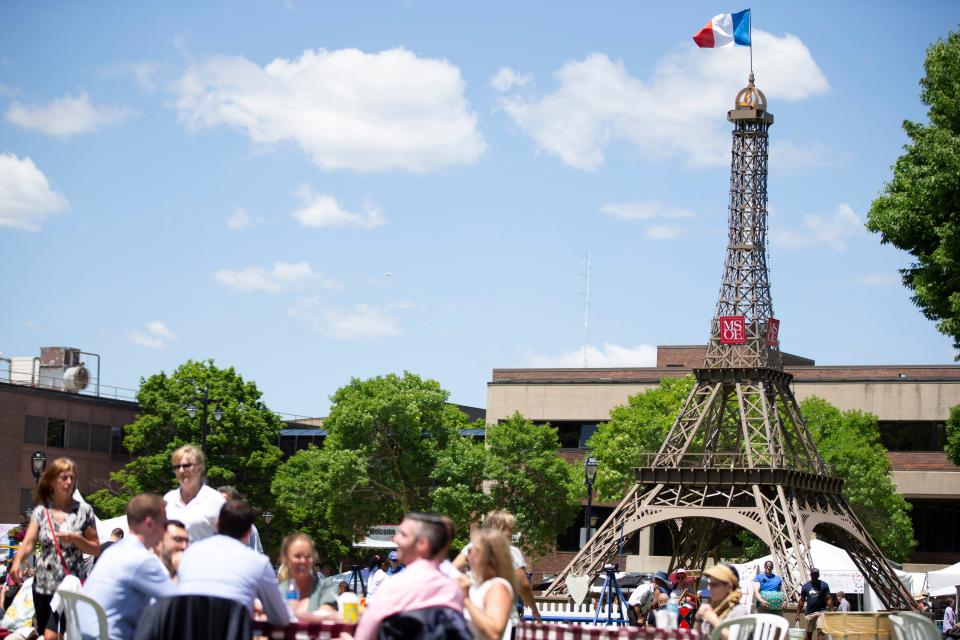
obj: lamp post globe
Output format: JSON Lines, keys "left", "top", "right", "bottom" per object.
{"left": 31, "top": 450, "right": 47, "bottom": 480}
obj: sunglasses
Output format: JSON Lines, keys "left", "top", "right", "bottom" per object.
{"left": 172, "top": 463, "right": 195, "bottom": 471}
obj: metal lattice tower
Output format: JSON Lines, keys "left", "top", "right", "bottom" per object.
{"left": 544, "top": 75, "right": 916, "bottom": 611}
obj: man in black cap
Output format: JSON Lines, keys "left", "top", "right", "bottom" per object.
{"left": 797, "top": 567, "right": 830, "bottom": 640}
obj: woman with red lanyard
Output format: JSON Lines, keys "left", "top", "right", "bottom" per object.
{"left": 10, "top": 457, "right": 100, "bottom": 639}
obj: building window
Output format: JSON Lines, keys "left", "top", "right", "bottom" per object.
{"left": 24, "top": 415, "right": 45, "bottom": 444}
{"left": 68, "top": 422, "right": 90, "bottom": 450}
{"left": 909, "top": 499, "right": 960, "bottom": 553}
{"left": 877, "top": 421, "right": 946, "bottom": 451}
{"left": 533, "top": 421, "right": 604, "bottom": 449}
{"left": 47, "top": 418, "right": 66, "bottom": 448}
{"left": 111, "top": 426, "right": 125, "bottom": 456}
{"left": 90, "top": 424, "right": 111, "bottom": 453}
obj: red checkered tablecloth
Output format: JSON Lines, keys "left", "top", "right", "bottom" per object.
{"left": 516, "top": 622, "right": 701, "bottom": 640}
{"left": 251, "top": 620, "right": 357, "bottom": 639}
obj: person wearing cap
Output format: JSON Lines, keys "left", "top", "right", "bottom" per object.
{"left": 797, "top": 567, "right": 830, "bottom": 640}
{"left": 628, "top": 571, "right": 671, "bottom": 625}
{"left": 672, "top": 568, "right": 689, "bottom": 596}
{"left": 695, "top": 564, "right": 750, "bottom": 638}
{"left": 386, "top": 550, "right": 404, "bottom": 575}
{"left": 753, "top": 560, "right": 785, "bottom": 615}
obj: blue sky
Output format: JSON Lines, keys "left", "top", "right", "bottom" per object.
{"left": 2, "top": 2, "right": 958, "bottom": 417}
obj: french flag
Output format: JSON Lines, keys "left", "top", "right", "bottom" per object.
{"left": 693, "top": 9, "right": 751, "bottom": 48}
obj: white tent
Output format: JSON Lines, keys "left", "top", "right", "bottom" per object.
{"left": 927, "top": 561, "right": 960, "bottom": 597}
{"left": 733, "top": 540, "right": 866, "bottom": 594}
{"left": 74, "top": 489, "right": 128, "bottom": 543}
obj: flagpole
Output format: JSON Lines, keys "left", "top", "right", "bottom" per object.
{"left": 749, "top": 7, "right": 754, "bottom": 75}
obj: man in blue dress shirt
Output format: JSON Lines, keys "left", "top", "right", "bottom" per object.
{"left": 177, "top": 499, "right": 288, "bottom": 625}
{"left": 81, "top": 494, "right": 175, "bottom": 640}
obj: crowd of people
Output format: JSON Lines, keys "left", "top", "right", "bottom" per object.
{"left": 1, "top": 450, "right": 538, "bottom": 640}
{"left": 2, "top": 449, "right": 955, "bottom": 640}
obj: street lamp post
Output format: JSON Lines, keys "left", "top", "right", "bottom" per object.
{"left": 185, "top": 387, "right": 222, "bottom": 455}
{"left": 583, "top": 455, "right": 598, "bottom": 547}
{"left": 263, "top": 511, "right": 273, "bottom": 556}
{"left": 31, "top": 450, "right": 47, "bottom": 481}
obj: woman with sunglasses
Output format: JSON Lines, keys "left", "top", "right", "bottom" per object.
{"left": 163, "top": 444, "right": 225, "bottom": 543}
{"left": 695, "top": 564, "right": 750, "bottom": 638}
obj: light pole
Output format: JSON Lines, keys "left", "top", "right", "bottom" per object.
{"left": 263, "top": 511, "right": 273, "bottom": 557}
{"left": 185, "top": 387, "right": 222, "bottom": 455}
{"left": 583, "top": 455, "right": 598, "bottom": 547}
{"left": 31, "top": 450, "right": 47, "bottom": 481}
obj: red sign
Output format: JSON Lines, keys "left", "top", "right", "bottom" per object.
{"left": 719, "top": 316, "right": 746, "bottom": 344}
{"left": 766, "top": 318, "right": 780, "bottom": 346}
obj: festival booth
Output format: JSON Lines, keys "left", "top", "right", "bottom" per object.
{"left": 927, "top": 560, "right": 960, "bottom": 597}
{"left": 733, "top": 540, "right": 866, "bottom": 601}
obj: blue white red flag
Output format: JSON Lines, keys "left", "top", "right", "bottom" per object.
{"left": 693, "top": 9, "right": 751, "bottom": 48}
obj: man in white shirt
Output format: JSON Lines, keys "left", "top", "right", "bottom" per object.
{"left": 177, "top": 499, "right": 288, "bottom": 625}
{"left": 80, "top": 494, "right": 176, "bottom": 640}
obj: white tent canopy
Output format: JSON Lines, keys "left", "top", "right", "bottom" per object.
{"left": 927, "top": 560, "right": 960, "bottom": 597}
{"left": 733, "top": 539, "right": 866, "bottom": 594}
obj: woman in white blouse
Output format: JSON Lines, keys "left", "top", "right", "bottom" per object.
{"left": 458, "top": 529, "right": 517, "bottom": 640}
{"left": 163, "top": 445, "right": 225, "bottom": 543}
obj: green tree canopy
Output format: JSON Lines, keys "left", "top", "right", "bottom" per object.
{"left": 587, "top": 375, "right": 695, "bottom": 501}
{"left": 484, "top": 413, "right": 583, "bottom": 558}
{"left": 945, "top": 404, "right": 960, "bottom": 467}
{"left": 800, "top": 397, "right": 915, "bottom": 561}
{"left": 88, "top": 359, "right": 283, "bottom": 517}
{"left": 587, "top": 378, "right": 915, "bottom": 561}
{"left": 867, "top": 29, "right": 960, "bottom": 356}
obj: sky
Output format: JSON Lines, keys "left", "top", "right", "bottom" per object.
{"left": 2, "top": 2, "right": 959, "bottom": 418}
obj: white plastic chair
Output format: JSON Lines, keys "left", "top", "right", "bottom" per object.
{"left": 710, "top": 613, "right": 791, "bottom": 640}
{"left": 889, "top": 612, "right": 942, "bottom": 640}
{"left": 55, "top": 583, "right": 110, "bottom": 640}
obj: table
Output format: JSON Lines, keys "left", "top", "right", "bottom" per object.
{"left": 252, "top": 620, "right": 357, "bottom": 639}
{"left": 516, "top": 622, "right": 701, "bottom": 640}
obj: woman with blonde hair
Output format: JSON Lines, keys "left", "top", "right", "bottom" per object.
{"left": 163, "top": 444, "right": 224, "bottom": 542}
{"left": 10, "top": 457, "right": 99, "bottom": 639}
{"left": 276, "top": 532, "right": 339, "bottom": 618}
{"left": 459, "top": 529, "right": 517, "bottom": 640}
{"left": 695, "top": 564, "right": 751, "bottom": 638}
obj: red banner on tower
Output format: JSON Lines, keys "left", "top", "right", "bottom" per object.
{"left": 766, "top": 318, "right": 780, "bottom": 346}
{"left": 719, "top": 316, "right": 746, "bottom": 344}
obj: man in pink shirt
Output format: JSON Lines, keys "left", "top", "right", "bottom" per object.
{"left": 354, "top": 513, "right": 464, "bottom": 640}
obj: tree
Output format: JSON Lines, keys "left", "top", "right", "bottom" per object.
{"left": 313, "top": 372, "right": 483, "bottom": 544}
{"left": 270, "top": 446, "right": 352, "bottom": 563}
{"left": 88, "top": 359, "right": 284, "bottom": 517}
{"left": 586, "top": 375, "right": 695, "bottom": 501}
{"left": 867, "top": 29, "right": 960, "bottom": 357}
{"left": 484, "top": 413, "right": 583, "bottom": 558}
{"left": 800, "top": 397, "right": 916, "bottom": 562}
{"left": 945, "top": 404, "right": 960, "bottom": 466}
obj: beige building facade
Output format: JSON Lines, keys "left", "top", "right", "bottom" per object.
{"left": 487, "top": 346, "right": 960, "bottom": 577}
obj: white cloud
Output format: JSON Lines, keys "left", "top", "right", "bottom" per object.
{"left": 495, "top": 31, "right": 828, "bottom": 170}
{"left": 0, "top": 153, "right": 69, "bottom": 231}
{"left": 601, "top": 201, "right": 694, "bottom": 221}
{"left": 523, "top": 342, "right": 657, "bottom": 368}
{"left": 0, "top": 84, "right": 21, "bottom": 97}
{"left": 645, "top": 225, "right": 681, "bottom": 239}
{"left": 288, "top": 297, "right": 401, "bottom": 340}
{"left": 770, "top": 140, "right": 832, "bottom": 173}
{"left": 854, "top": 273, "right": 896, "bottom": 286}
{"left": 129, "top": 320, "right": 176, "bottom": 350}
{"left": 771, "top": 203, "right": 864, "bottom": 251}
{"left": 104, "top": 61, "right": 161, "bottom": 93}
{"left": 6, "top": 93, "right": 131, "bottom": 137}
{"left": 601, "top": 200, "right": 693, "bottom": 239}
{"left": 175, "top": 47, "right": 486, "bottom": 172}
{"left": 490, "top": 67, "right": 532, "bottom": 92}
{"left": 292, "top": 185, "right": 386, "bottom": 229}
{"left": 214, "top": 260, "right": 340, "bottom": 292}
{"left": 227, "top": 207, "right": 253, "bottom": 230}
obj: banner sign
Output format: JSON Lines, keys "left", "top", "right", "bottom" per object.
{"left": 766, "top": 318, "right": 780, "bottom": 347}
{"left": 719, "top": 316, "right": 747, "bottom": 344}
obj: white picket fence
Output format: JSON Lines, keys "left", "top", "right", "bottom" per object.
{"left": 527, "top": 599, "right": 631, "bottom": 624}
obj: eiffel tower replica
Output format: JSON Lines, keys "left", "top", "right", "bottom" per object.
{"left": 544, "top": 75, "right": 916, "bottom": 611}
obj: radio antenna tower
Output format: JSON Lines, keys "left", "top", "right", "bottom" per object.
{"left": 582, "top": 252, "right": 592, "bottom": 368}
